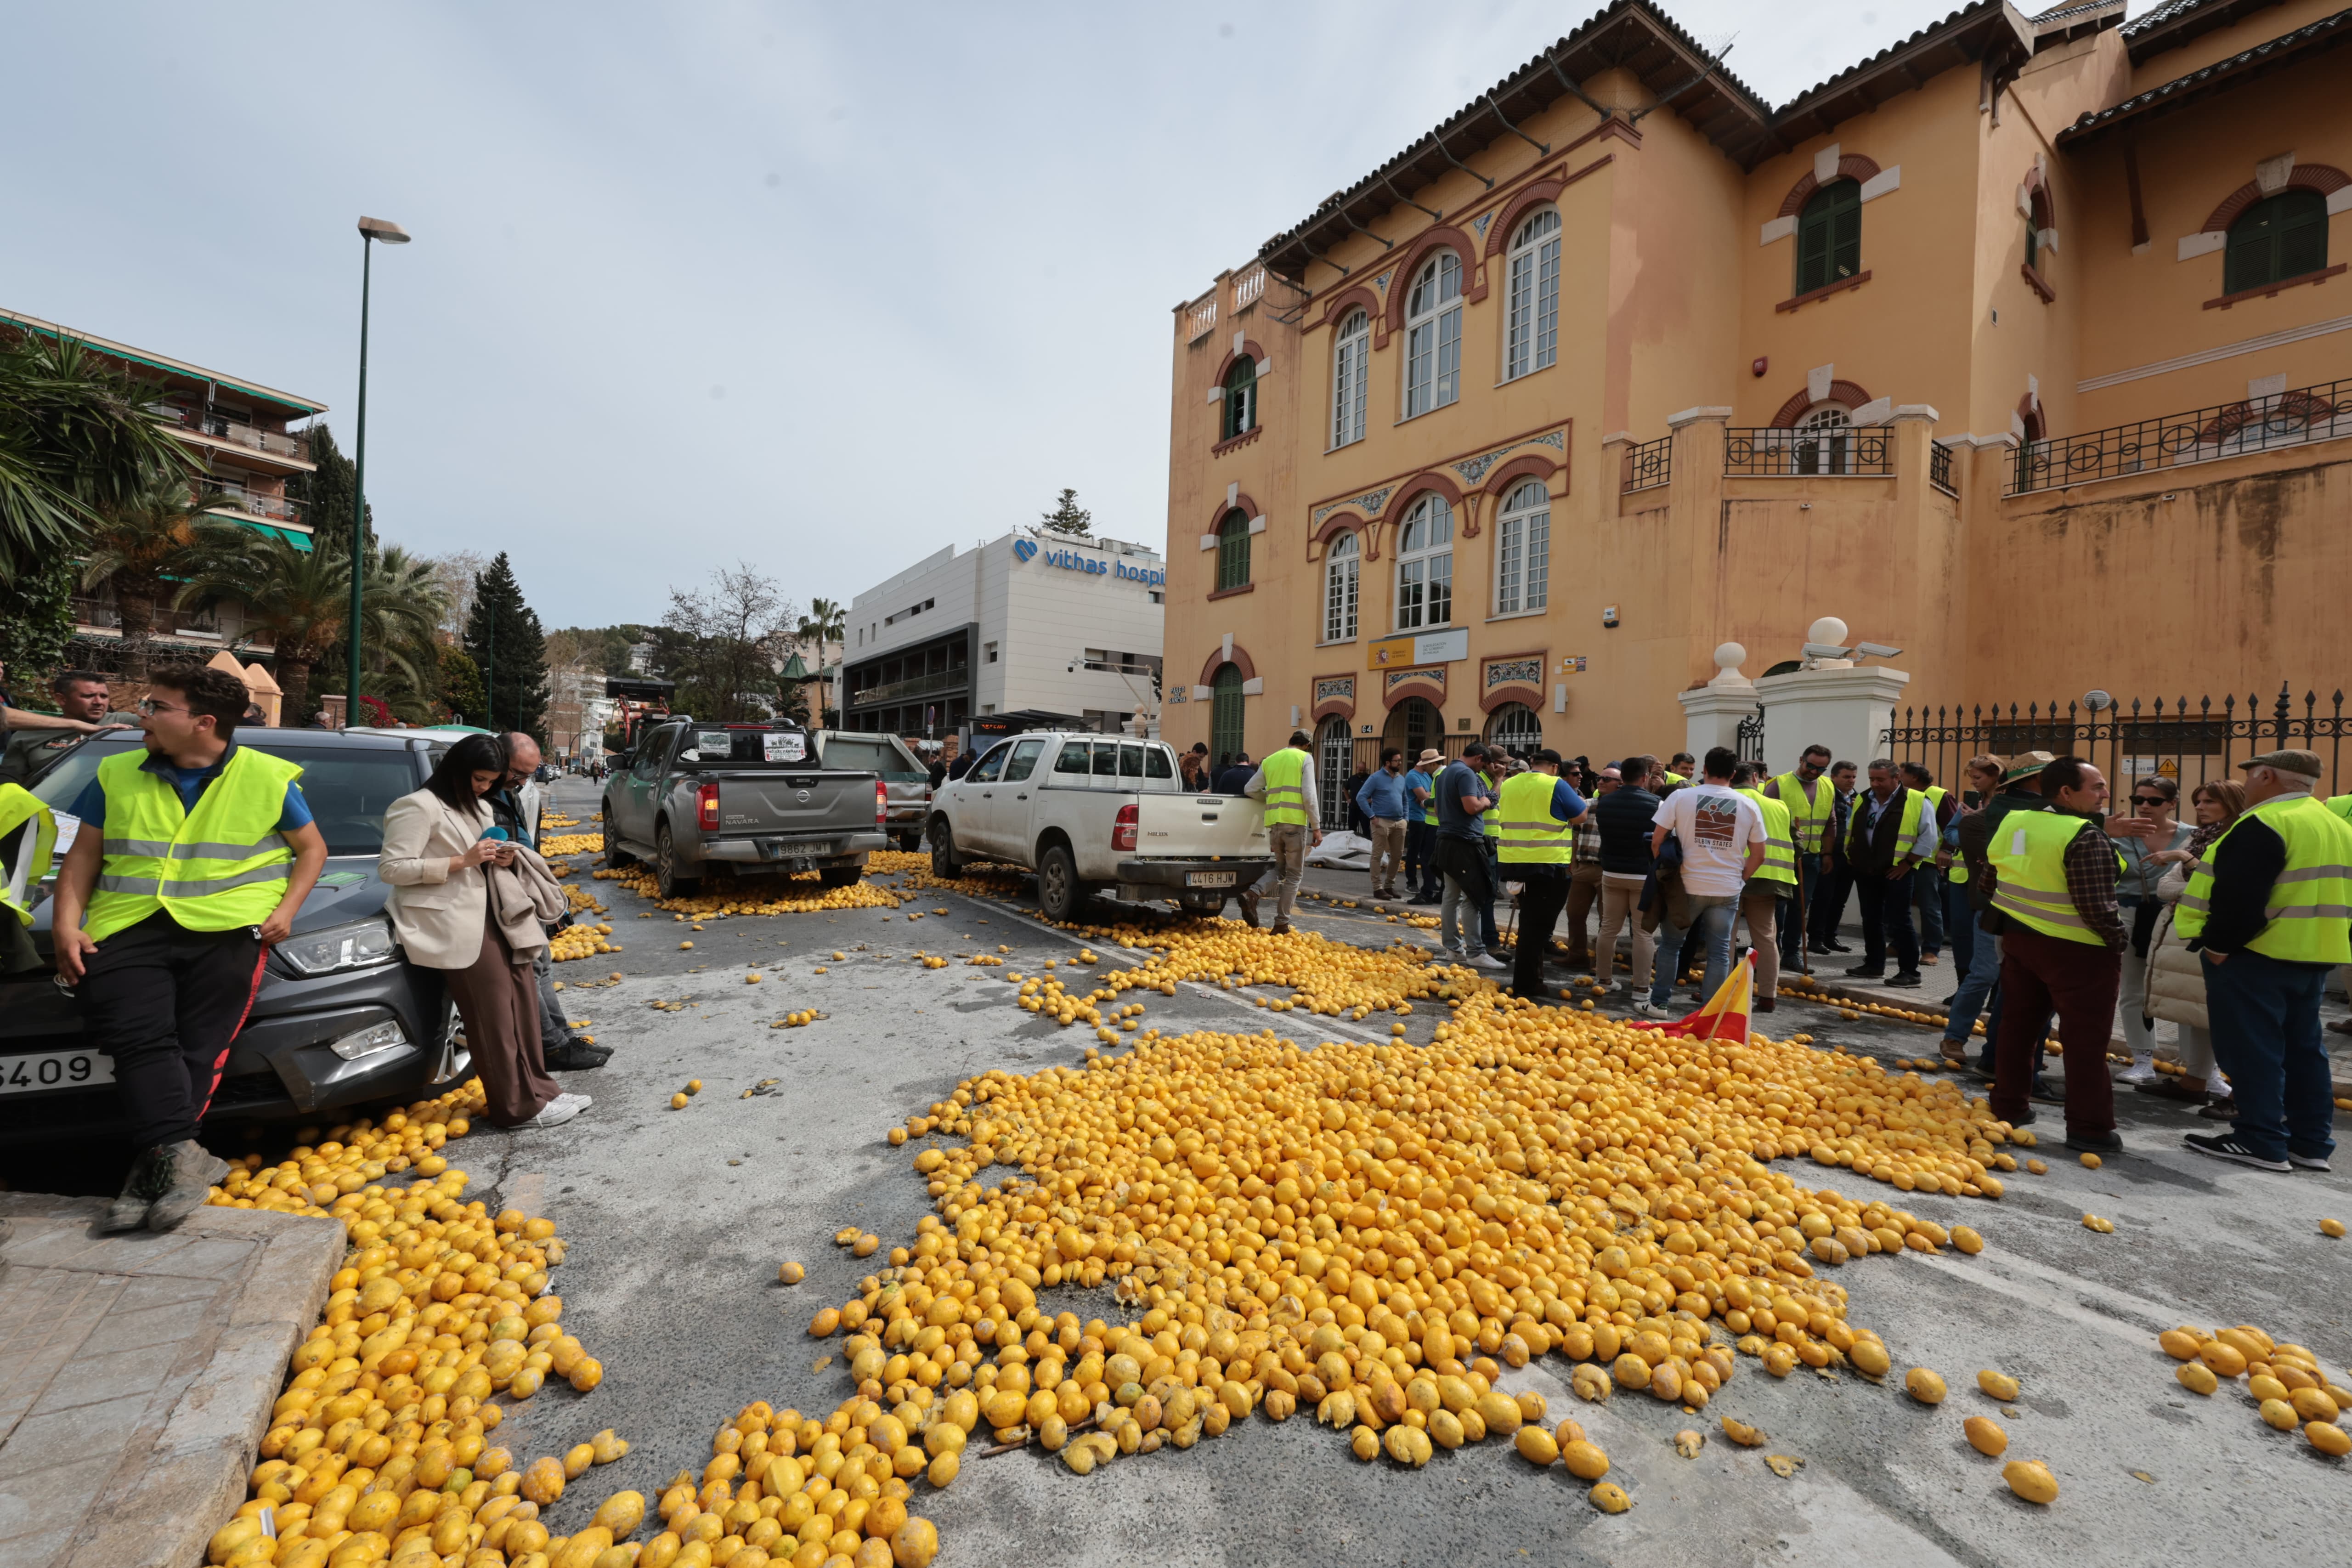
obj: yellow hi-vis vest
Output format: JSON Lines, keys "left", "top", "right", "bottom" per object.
{"left": 1257, "top": 747, "right": 1311, "bottom": 828}
{"left": 84, "top": 747, "right": 303, "bottom": 943}
{"left": 1496, "top": 772, "right": 1572, "bottom": 864}
{"left": 2174, "top": 792, "right": 2352, "bottom": 963}
{"left": 1735, "top": 787, "right": 1798, "bottom": 887}
{"left": 0, "top": 781, "right": 57, "bottom": 926}
{"left": 2326, "top": 794, "right": 2352, "bottom": 826}
{"left": 1772, "top": 770, "right": 1833, "bottom": 854}
{"left": 1985, "top": 809, "right": 2105, "bottom": 946}
{"left": 1479, "top": 773, "right": 1501, "bottom": 839}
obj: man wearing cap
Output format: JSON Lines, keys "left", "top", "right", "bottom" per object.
{"left": 2175, "top": 749, "right": 2352, "bottom": 1172}
{"left": 1404, "top": 748, "right": 1443, "bottom": 904}
{"left": 1495, "top": 749, "right": 1591, "bottom": 1000}
{"left": 1764, "top": 743, "right": 1835, "bottom": 975}
{"left": 1982, "top": 754, "right": 2125, "bottom": 1152}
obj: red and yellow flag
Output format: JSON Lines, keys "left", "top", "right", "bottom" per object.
{"left": 1634, "top": 952, "right": 1753, "bottom": 1043}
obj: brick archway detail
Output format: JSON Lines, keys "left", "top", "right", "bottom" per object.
{"left": 1382, "top": 677, "right": 1446, "bottom": 711}
{"left": 1778, "top": 154, "right": 1883, "bottom": 217}
{"left": 1770, "top": 379, "right": 1874, "bottom": 428}
{"left": 1485, "top": 181, "right": 1567, "bottom": 258}
{"left": 1212, "top": 340, "right": 1268, "bottom": 384}
{"left": 2200, "top": 164, "right": 2351, "bottom": 232}
{"left": 1308, "top": 511, "right": 1371, "bottom": 559}
{"left": 1391, "top": 471, "right": 1471, "bottom": 538}
{"left": 1480, "top": 453, "right": 1562, "bottom": 501}
{"left": 1317, "top": 286, "right": 1385, "bottom": 344}
{"left": 1199, "top": 643, "right": 1258, "bottom": 687}
{"left": 1382, "top": 226, "right": 1487, "bottom": 339}
{"left": 1210, "top": 492, "right": 1261, "bottom": 529}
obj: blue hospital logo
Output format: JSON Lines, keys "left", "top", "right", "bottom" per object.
{"left": 1012, "top": 538, "right": 1038, "bottom": 564}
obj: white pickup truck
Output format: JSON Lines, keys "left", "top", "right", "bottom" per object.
{"left": 926, "top": 732, "right": 1273, "bottom": 921}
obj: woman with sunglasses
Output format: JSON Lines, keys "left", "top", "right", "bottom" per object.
{"left": 2109, "top": 777, "right": 2193, "bottom": 1083}
{"left": 2139, "top": 778, "right": 2245, "bottom": 1108}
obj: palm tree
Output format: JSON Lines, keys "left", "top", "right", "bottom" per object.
{"left": 0, "top": 329, "right": 190, "bottom": 583}
{"left": 78, "top": 473, "right": 230, "bottom": 679}
{"left": 796, "top": 596, "right": 845, "bottom": 724}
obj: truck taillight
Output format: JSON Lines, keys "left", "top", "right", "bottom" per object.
{"left": 1113, "top": 803, "right": 1138, "bottom": 853}
{"left": 876, "top": 780, "right": 889, "bottom": 826}
{"left": 697, "top": 781, "right": 719, "bottom": 831}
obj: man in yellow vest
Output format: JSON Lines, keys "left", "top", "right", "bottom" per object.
{"left": 1981, "top": 754, "right": 2125, "bottom": 1151}
{"left": 48, "top": 664, "right": 328, "bottom": 1231}
{"left": 2, "top": 779, "right": 58, "bottom": 976}
{"left": 1731, "top": 762, "right": 1797, "bottom": 1010}
{"left": 1763, "top": 743, "right": 1834, "bottom": 976}
{"left": 1495, "top": 748, "right": 1591, "bottom": 1000}
{"left": 2174, "top": 750, "right": 2352, "bottom": 1172}
{"left": 1244, "top": 730, "right": 1322, "bottom": 936}
{"left": 1899, "top": 762, "right": 1956, "bottom": 965}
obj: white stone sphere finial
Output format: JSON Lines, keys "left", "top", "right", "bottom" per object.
{"left": 1807, "top": 616, "right": 1848, "bottom": 647}
{"left": 1708, "top": 642, "right": 1751, "bottom": 687}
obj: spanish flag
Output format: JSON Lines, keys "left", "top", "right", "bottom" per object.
{"left": 1635, "top": 952, "right": 1753, "bottom": 1043}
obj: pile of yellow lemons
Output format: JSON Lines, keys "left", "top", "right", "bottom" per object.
{"left": 548, "top": 921, "right": 619, "bottom": 963}
{"left": 536, "top": 833, "right": 603, "bottom": 857}
{"left": 2159, "top": 1323, "right": 2352, "bottom": 1456}
{"left": 592, "top": 866, "right": 908, "bottom": 917}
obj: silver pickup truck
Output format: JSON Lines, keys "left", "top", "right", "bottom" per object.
{"left": 808, "top": 730, "right": 931, "bottom": 852}
{"left": 600, "top": 718, "right": 888, "bottom": 898}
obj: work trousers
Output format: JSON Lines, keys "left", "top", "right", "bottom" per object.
{"left": 1944, "top": 878, "right": 1976, "bottom": 977}
{"left": 441, "top": 924, "right": 561, "bottom": 1128}
{"left": 1404, "top": 821, "right": 1434, "bottom": 896}
{"left": 1913, "top": 866, "right": 1946, "bottom": 956}
{"left": 78, "top": 913, "right": 266, "bottom": 1150}
{"left": 1562, "top": 863, "right": 1603, "bottom": 965}
{"left": 1367, "top": 818, "right": 1407, "bottom": 896}
{"left": 1435, "top": 836, "right": 1493, "bottom": 958}
{"left": 1480, "top": 840, "right": 1503, "bottom": 950}
{"left": 1811, "top": 860, "right": 1854, "bottom": 946}
{"left": 1854, "top": 870, "right": 1919, "bottom": 974}
{"left": 2204, "top": 947, "right": 2336, "bottom": 1162}
{"left": 1650, "top": 894, "right": 1737, "bottom": 1009}
{"left": 1510, "top": 868, "right": 1569, "bottom": 996}
{"left": 1943, "top": 911, "right": 2001, "bottom": 1053}
{"left": 1265, "top": 824, "right": 1309, "bottom": 922}
{"left": 1990, "top": 927, "right": 2120, "bottom": 1136}
{"left": 1739, "top": 885, "right": 1782, "bottom": 998}
{"left": 1594, "top": 875, "right": 1654, "bottom": 989}
{"left": 1781, "top": 854, "right": 1821, "bottom": 969}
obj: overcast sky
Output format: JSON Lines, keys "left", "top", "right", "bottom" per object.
{"left": 3, "top": 1, "right": 2141, "bottom": 631}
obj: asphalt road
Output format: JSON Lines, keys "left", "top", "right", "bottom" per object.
{"left": 277, "top": 778, "right": 2352, "bottom": 1563}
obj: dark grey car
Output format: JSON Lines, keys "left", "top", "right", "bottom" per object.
{"left": 0, "top": 729, "right": 469, "bottom": 1143}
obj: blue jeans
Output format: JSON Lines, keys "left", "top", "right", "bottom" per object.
{"left": 1944, "top": 879, "right": 1973, "bottom": 976}
{"left": 1781, "top": 854, "right": 1821, "bottom": 969}
{"left": 1914, "top": 867, "right": 1945, "bottom": 956}
{"left": 1481, "top": 840, "right": 1502, "bottom": 951}
{"left": 1650, "top": 895, "right": 1738, "bottom": 1008}
{"left": 1943, "top": 910, "right": 2001, "bottom": 1050}
{"left": 2203, "top": 947, "right": 2336, "bottom": 1162}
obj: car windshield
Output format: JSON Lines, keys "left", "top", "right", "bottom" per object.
{"left": 818, "top": 736, "right": 924, "bottom": 781}
{"left": 32, "top": 738, "right": 420, "bottom": 856}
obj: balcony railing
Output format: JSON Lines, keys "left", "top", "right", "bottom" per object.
{"left": 208, "top": 487, "right": 305, "bottom": 526}
{"left": 165, "top": 410, "right": 311, "bottom": 463}
{"left": 848, "top": 668, "right": 970, "bottom": 708}
{"left": 1621, "top": 435, "right": 1671, "bottom": 492}
{"left": 2008, "top": 376, "right": 2352, "bottom": 495}
{"left": 1930, "top": 439, "right": 1956, "bottom": 496}
{"left": 70, "top": 598, "right": 232, "bottom": 641}
{"left": 1724, "top": 425, "right": 1893, "bottom": 477}
{"left": 1231, "top": 266, "right": 1266, "bottom": 313}
{"left": 1184, "top": 293, "right": 1218, "bottom": 343}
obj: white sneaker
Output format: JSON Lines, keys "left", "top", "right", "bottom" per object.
{"left": 2116, "top": 1061, "right": 2158, "bottom": 1085}
{"left": 526, "top": 1093, "right": 591, "bottom": 1128}
{"left": 1469, "top": 952, "right": 1507, "bottom": 971}
{"left": 1633, "top": 1001, "right": 1674, "bottom": 1020}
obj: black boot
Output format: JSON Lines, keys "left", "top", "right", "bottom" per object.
{"left": 545, "top": 1037, "right": 613, "bottom": 1071}
{"left": 103, "top": 1145, "right": 162, "bottom": 1233}
{"left": 145, "top": 1140, "right": 230, "bottom": 1232}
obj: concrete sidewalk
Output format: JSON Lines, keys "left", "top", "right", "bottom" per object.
{"left": 0, "top": 1195, "right": 343, "bottom": 1568}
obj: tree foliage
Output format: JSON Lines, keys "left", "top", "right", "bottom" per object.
{"left": 0, "top": 554, "right": 76, "bottom": 695}
{"left": 1040, "top": 487, "right": 1091, "bottom": 537}
{"left": 78, "top": 471, "right": 231, "bottom": 678}
{"left": 464, "top": 551, "right": 549, "bottom": 742}
{"left": 0, "top": 329, "right": 190, "bottom": 583}
{"left": 439, "top": 644, "right": 485, "bottom": 725}
{"left": 654, "top": 562, "right": 796, "bottom": 724}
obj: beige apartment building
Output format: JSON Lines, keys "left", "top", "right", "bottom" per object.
{"left": 1161, "top": 0, "right": 2352, "bottom": 807}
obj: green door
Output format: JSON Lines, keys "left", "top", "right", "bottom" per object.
{"left": 1210, "top": 664, "right": 1246, "bottom": 769}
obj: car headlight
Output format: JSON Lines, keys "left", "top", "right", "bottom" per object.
{"left": 329, "top": 1019, "right": 411, "bottom": 1062}
{"left": 279, "top": 917, "right": 400, "bottom": 977}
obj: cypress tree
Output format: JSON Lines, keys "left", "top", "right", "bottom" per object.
{"left": 464, "top": 552, "right": 548, "bottom": 743}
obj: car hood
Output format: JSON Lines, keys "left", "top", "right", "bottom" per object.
{"left": 23, "top": 855, "right": 390, "bottom": 948}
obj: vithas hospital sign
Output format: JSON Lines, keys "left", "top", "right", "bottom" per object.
{"left": 1012, "top": 536, "right": 1165, "bottom": 588}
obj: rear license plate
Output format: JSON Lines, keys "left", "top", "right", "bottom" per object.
{"left": 1186, "top": 871, "right": 1238, "bottom": 888}
{"left": 764, "top": 840, "right": 833, "bottom": 860}
{"left": 1, "top": 1048, "right": 113, "bottom": 1095}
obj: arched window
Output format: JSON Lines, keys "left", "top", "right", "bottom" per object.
{"left": 1216, "top": 508, "right": 1251, "bottom": 592}
{"left": 1316, "top": 717, "right": 1352, "bottom": 831}
{"left": 1323, "top": 529, "right": 1359, "bottom": 642}
{"left": 1503, "top": 208, "right": 1561, "bottom": 381}
{"left": 1796, "top": 178, "right": 1862, "bottom": 294}
{"left": 1331, "top": 309, "right": 1369, "bottom": 448}
{"left": 1382, "top": 696, "right": 1442, "bottom": 763}
{"left": 1486, "top": 702, "right": 1542, "bottom": 757}
{"left": 2225, "top": 189, "right": 2328, "bottom": 294}
{"left": 1221, "top": 357, "right": 1258, "bottom": 441}
{"left": 1210, "top": 662, "right": 1246, "bottom": 765}
{"left": 1403, "top": 252, "right": 1463, "bottom": 418}
{"left": 1394, "top": 494, "right": 1453, "bottom": 630}
{"left": 1795, "top": 403, "right": 1852, "bottom": 476}
{"left": 1493, "top": 479, "right": 1549, "bottom": 615}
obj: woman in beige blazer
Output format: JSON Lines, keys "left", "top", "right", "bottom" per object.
{"left": 380, "top": 735, "right": 586, "bottom": 1129}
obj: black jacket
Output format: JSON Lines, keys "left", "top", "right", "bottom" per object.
{"left": 1592, "top": 786, "right": 1660, "bottom": 875}
{"left": 1846, "top": 786, "right": 1923, "bottom": 877}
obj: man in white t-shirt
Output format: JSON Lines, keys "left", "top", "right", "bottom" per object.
{"left": 1636, "top": 745, "right": 1764, "bottom": 1018}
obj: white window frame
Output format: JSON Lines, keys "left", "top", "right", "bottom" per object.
{"left": 1796, "top": 403, "right": 1854, "bottom": 475}
{"left": 1402, "top": 253, "right": 1463, "bottom": 419}
{"left": 1323, "top": 529, "right": 1360, "bottom": 643}
{"left": 1503, "top": 208, "right": 1561, "bottom": 382}
{"left": 1492, "top": 479, "right": 1550, "bottom": 617}
{"left": 1331, "top": 309, "right": 1369, "bottom": 448}
{"left": 1394, "top": 494, "right": 1453, "bottom": 631}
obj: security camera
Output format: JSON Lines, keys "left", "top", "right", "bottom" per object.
{"left": 1854, "top": 642, "right": 1903, "bottom": 659}
{"left": 1801, "top": 642, "right": 1850, "bottom": 659}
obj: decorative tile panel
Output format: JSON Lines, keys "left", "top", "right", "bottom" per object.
{"left": 1384, "top": 666, "right": 1447, "bottom": 696}
{"left": 1314, "top": 675, "right": 1355, "bottom": 705}
{"left": 1485, "top": 657, "right": 1543, "bottom": 691}
{"left": 1168, "top": 685, "right": 1188, "bottom": 703}
{"left": 1450, "top": 425, "right": 1567, "bottom": 486}
{"left": 1311, "top": 487, "right": 1391, "bottom": 525}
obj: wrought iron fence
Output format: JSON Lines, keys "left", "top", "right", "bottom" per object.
{"left": 1724, "top": 425, "right": 1893, "bottom": 477}
{"left": 2008, "top": 376, "right": 2352, "bottom": 495}
{"left": 1881, "top": 686, "right": 2352, "bottom": 800}
{"left": 1736, "top": 704, "right": 1765, "bottom": 765}
{"left": 1621, "top": 435, "right": 1671, "bottom": 492}
{"left": 1929, "top": 439, "right": 1956, "bottom": 496}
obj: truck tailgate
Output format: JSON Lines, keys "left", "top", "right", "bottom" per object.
{"left": 715, "top": 773, "right": 875, "bottom": 837}
{"left": 1133, "top": 793, "right": 1268, "bottom": 859}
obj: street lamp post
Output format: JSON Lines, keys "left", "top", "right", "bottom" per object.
{"left": 348, "top": 215, "right": 411, "bottom": 727}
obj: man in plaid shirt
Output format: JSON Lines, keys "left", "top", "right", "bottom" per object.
{"left": 1561, "top": 763, "right": 1617, "bottom": 968}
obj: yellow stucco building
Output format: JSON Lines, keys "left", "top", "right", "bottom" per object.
{"left": 1162, "top": 0, "right": 2352, "bottom": 798}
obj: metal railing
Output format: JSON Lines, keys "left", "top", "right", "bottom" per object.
{"left": 2008, "top": 376, "right": 2352, "bottom": 495}
{"left": 1724, "top": 425, "right": 1893, "bottom": 477}
{"left": 1930, "top": 439, "right": 1956, "bottom": 496}
{"left": 1882, "top": 686, "right": 2352, "bottom": 801}
{"left": 1621, "top": 435, "right": 1671, "bottom": 492}
{"left": 208, "top": 488, "right": 305, "bottom": 525}
{"left": 1232, "top": 267, "right": 1266, "bottom": 312}
{"left": 848, "top": 667, "right": 969, "bottom": 708}
{"left": 69, "top": 598, "right": 229, "bottom": 640}
{"left": 172, "top": 413, "right": 311, "bottom": 462}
